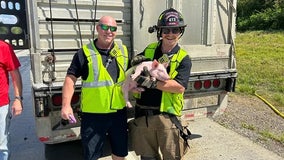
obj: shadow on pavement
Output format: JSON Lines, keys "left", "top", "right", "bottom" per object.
{"left": 45, "top": 138, "right": 114, "bottom": 160}
{"left": 189, "top": 134, "right": 202, "bottom": 140}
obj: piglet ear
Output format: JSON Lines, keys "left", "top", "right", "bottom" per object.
{"left": 152, "top": 59, "right": 159, "bottom": 68}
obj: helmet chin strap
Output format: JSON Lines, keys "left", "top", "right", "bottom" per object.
{"left": 179, "top": 28, "right": 185, "bottom": 39}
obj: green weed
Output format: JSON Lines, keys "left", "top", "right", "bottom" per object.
{"left": 241, "top": 122, "right": 255, "bottom": 131}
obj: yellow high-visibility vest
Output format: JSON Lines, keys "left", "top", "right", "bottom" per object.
{"left": 81, "top": 41, "right": 128, "bottom": 113}
{"left": 144, "top": 42, "right": 188, "bottom": 116}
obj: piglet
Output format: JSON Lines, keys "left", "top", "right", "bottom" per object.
{"left": 122, "top": 60, "right": 169, "bottom": 108}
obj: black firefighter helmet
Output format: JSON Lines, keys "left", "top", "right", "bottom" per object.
{"left": 148, "top": 8, "right": 187, "bottom": 39}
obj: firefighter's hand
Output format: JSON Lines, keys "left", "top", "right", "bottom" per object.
{"left": 134, "top": 67, "right": 157, "bottom": 89}
{"left": 131, "top": 55, "right": 151, "bottom": 66}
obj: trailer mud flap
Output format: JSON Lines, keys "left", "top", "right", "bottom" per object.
{"left": 52, "top": 119, "right": 69, "bottom": 130}
{"left": 225, "top": 78, "right": 236, "bottom": 92}
{"left": 52, "top": 119, "right": 79, "bottom": 130}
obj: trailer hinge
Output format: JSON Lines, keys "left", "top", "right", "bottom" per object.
{"left": 43, "top": 54, "right": 56, "bottom": 84}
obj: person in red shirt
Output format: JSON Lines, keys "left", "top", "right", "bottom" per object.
{"left": 0, "top": 40, "right": 23, "bottom": 160}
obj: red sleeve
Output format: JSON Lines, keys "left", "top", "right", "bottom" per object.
{"left": 0, "top": 42, "right": 21, "bottom": 71}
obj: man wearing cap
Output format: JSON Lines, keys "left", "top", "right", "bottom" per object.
{"left": 128, "top": 8, "right": 192, "bottom": 160}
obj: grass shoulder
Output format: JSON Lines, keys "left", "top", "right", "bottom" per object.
{"left": 235, "top": 30, "right": 284, "bottom": 112}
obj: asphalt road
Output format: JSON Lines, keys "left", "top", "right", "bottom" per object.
{"left": 9, "top": 50, "right": 45, "bottom": 160}
{"left": 8, "top": 50, "right": 283, "bottom": 160}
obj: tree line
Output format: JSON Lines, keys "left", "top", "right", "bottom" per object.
{"left": 237, "top": 0, "right": 284, "bottom": 31}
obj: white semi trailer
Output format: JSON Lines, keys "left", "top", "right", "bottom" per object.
{"left": 0, "top": 0, "right": 237, "bottom": 144}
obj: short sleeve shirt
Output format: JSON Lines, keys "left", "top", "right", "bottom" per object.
{"left": 67, "top": 39, "right": 131, "bottom": 82}
{"left": 0, "top": 41, "right": 21, "bottom": 106}
{"left": 136, "top": 42, "right": 192, "bottom": 107}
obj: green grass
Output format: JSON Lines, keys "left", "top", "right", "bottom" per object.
{"left": 259, "top": 130, "right": 284, "bottom": 144}
{"left": 235, "top": 30, "right": 284, "bottom": 112}
{"left": 241, "top": 123, "right": 284, "bottom": 144}
{"left": 241, "top": 122, "right": 255, "bottom": 131}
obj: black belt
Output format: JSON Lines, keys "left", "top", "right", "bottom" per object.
{"left": 135, "top": 104, "right": 160, "bottom": 118}
{"left": 136, "top": 103, "right": 160, "bottom": 110}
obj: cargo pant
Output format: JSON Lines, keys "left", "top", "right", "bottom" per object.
{"left": 128, "top": 114, "right": 189, "bottom": 160}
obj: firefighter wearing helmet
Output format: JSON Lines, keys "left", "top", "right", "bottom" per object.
{"left": 129, "top": 8, "right": 192, "bottom": 160}
{"left": 148, "top": 8, "right": 187, "bottom": 40}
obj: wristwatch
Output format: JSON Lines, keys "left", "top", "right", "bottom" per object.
{"left": 15, "top": 96, "right": 23, "bottom": 101}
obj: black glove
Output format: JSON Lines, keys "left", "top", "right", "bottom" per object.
{"left": 131, "top": 55, "right": 151, "bottom": 66}
{"left": 134, "top": 66, "right": 157, "bottom": 89}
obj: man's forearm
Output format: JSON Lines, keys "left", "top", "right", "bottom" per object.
{"left": 62, "top": 75, "right": 76, "bottom": 107}
{"left": 157, "top": 79, "right": 185, "bottom": 93}
{"left": 10, "top": 69, "right": 23, "bottom": 98}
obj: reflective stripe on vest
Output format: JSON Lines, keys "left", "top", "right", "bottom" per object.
{"left": 82, "top": 42, "right": 113, "bottom": 88}
{"left": 116, "top": 42, "right": 128, "bottom": 72}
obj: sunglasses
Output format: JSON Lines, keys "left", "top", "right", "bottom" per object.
{"left": 99, "top": 24, "right": 117, "bottom": 32}
{"left": 162, "top": 28, "right": 181, "bottom": 34}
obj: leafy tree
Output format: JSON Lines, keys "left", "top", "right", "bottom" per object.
{"left": 237, "top": 0, "right": 284, "bottom": 31}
